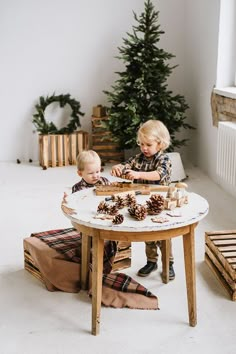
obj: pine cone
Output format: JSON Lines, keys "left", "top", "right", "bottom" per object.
{"left": 97, "top": 201, "right": 110, "bottom": 214}
{"left": 126, "top": 193, "right": 136, "bottom": 207}
{"left": 128, "top": 204, "right": 147, "bottom": 220}
{"left": 115, "top": 195, "right": 126, "bottom": 209}
{"left": 146, "top": 194, "right": 164, "bottom": 215}
{"left": 108, "top": 204, "right": 119, "bottom": 216}
{"left": 112, "top": 214, "right": 124, "bottom": 225}
{"left": 127, "top": 205, "right": 136, "bottom": 217}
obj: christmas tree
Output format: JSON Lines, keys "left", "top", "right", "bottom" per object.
{"left": 104, "top": 0, "right": 193, "bottom": 151}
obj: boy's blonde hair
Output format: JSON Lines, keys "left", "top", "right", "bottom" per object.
{"left": 76, "top": 150, "right": 101, "bottom": 171}
{"left": 137, "top": 120, "right": 171, "bottom": 151}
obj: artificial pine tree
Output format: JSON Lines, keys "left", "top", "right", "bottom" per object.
{"left": 104, "top": 0, "right": 193, "bottom": 151}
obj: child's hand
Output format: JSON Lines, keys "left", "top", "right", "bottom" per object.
{"left": 111, "top": 164, "right": 123, "bottom": 177}
{"left": 125, "top": 170, "right": 140, "bottom": 180}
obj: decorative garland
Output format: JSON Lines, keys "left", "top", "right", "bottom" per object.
{"left": 32, "top": 93, "right": 85, "bottom": 134}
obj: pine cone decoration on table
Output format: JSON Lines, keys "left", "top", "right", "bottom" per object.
{"left": 126, "top": 193, "right": 136, "bottom": 207}
{"left": 128, "top": 204, "right": 147, "bottom": 221}
{"left": 108, "top": 204, "right": 119, "bottom": 216}
{"left": 112, "top": 214, "right": 124, "bottom": 225}
{"left": 115, "top": 195, "right": 126, "bottom": 209}
{"left": 146, "top": 194, "right": 165, "bottom": 215}
{"left": 97, "top": 201, "right": 110, "bottom": 214}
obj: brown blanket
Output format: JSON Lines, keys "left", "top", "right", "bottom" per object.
{"left": 23, "top": 228, "right": 158, "bottom": 310}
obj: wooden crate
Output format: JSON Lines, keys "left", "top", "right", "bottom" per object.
{"left": 24, "top": 249, "right": 44, "bottom": 284}
{"left": 91, "top": 116, "right": 124, "bottom": 163}
{"left": 39, "top": 130, "right": 89, "bottom": 168}
{"left": 205, "top": 230, "right": 236, "bottom": 301}
{"left": 112, "top": 241, "right": 132, "bottom": 272}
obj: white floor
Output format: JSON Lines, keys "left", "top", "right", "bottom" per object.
{"left": 0, "top": 161, "right": 236, "bottom": 354}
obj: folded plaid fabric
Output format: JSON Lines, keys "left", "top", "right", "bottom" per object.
{"left": 31, "top": 228, "right": 82, "bottom": 263}
{"left": 103, "top": 273, "right": 156, "bottom": 298}
{"left": 31, "top": 227, "right": 117, "bottom": 273}
{"left": 31, "top": 228, "right": 157, "bottom": 303}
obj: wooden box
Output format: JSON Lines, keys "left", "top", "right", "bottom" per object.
{"left": 112, "top": 241, "right": 132, "bottom": 272}
{"left": 39, "top": 130, "right": 89, "bottom": 168}
{"left": 92, "top": 105, "right": 107, "bottom": 118}
{"left": 91, "top": 116, "right": 124, "bottom": 163}
{"left": 205, "top": 230, "right": 236, "bottom": 301}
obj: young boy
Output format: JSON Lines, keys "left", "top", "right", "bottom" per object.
{"left": 111, "top": 119, "right": 175, "bottom": 280}
{"left": 72, "top": 150, "right": 110, "bottom": 193}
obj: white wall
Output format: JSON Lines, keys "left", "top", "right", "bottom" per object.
{"left": 184, "top": 0, "right": 221, "bottom": 184}
{"left": 0, "top": 0, "right": 186, "bottom": 162}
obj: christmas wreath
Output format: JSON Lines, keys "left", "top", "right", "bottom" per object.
{"left": 32, "top": 93, "right": 85, "bottom": 134}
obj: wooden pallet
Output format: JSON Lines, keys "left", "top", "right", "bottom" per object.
{"left": 205, "top": 230, "right": 236, "bottom": 301}
{"left": 39, "top": 130, "right": 89, "bottom": 168}
{"left": 91, "top": 116, "right": 124, "bottom": 163}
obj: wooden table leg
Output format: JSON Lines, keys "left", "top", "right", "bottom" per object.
{"left": 183, "top": 224, "right": 197, "bottom": 327}
{"left": 161, "top": 239, "right": 170, "bottom": 283}
{"left": 91, "top": 233, "right": 104, "bottom": 335}
{"left": 81, "top": 234, "right": 91, "bottom": 290}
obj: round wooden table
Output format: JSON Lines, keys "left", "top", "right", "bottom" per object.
{"left": 62, "top": 188, "right": 209, "bottom": 335}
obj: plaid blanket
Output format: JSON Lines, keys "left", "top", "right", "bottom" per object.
{"left": 31, "top": 227, "right": 157, "bottom": 302}
{"left": 102, "top": 272, "right": 155, "bottom": 297}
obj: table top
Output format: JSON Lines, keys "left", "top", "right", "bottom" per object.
{"left": 62, "top": 188, "right": 209, "bottom": 233}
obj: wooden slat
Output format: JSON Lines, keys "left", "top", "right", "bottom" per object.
{"left": 227, "top": 257, "right": 236, "bottom": 265}
{"left": 70, "top": 133, "right": 77, "bottom": 165}
{"left": 92, "top": 144, "right": 119, "bottom": 151}
{"left": 57, "top": 135, "right": 63, "bottom": 167}
{"left": 39, "top": 135, "right": 43, "bottom": 166}
{"left": 221, "top": 251, "right": 236, "bottom": 258}
{"left": 112, "top": 258, "right": 131, "bottom": 272}
{"left": 77, "top": 131, "right": 83, "bottom": 153}
{"left": 214, "top": 240, "right": 236, "bottom": 246}
{"left": 117, "top": 241, "right": 131, "bottom": 250}
{"left": 218, "top": 246, "right": 236, "bottom": 252}
{"left": 42, "top": 135, "right": 49, "bottom": 168}
{"left": 206, "top": 230, "right": 236, "bottom": 236}
{"left": 113, "top": 250, "right": 131, "bottom": 262}
{"left": 83, "top": 132, "right": 89, "bottom": 150}
{"left": 50, "top": 135, "right": 57, "bottom": 167}
{"left": 209, "top": 234, "right": 236, "bottom": 240}
{"left": 63, "top": 135, "right": 69, "bottom": 166}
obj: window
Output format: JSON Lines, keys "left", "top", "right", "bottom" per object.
{"left": 214, "top": 0, "right": 236, "bottom": 98}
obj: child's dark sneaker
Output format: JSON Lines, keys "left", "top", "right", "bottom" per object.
{"left": 137, "top": 261, "right": 158, "bottom": 277}
{"left": 169, "top": 261, "right": 175, "bottom": 280}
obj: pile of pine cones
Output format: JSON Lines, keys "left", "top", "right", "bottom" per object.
{"left": 96, "top": 193, "right": 165, "bottom": 224}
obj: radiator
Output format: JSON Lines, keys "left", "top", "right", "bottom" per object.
{"left": 217, "top": 121, "right": 236, "bottom": 188}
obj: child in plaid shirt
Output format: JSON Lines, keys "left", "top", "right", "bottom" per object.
{"left": 111, "top": 120, "right": 175, "bottom": 279}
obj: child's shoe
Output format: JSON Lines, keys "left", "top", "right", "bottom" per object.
{"left": 169, "top": 261, "right": 175, "bottom": 280}
{"left": 137, "top": 261, "right": 158, "bottom": 277}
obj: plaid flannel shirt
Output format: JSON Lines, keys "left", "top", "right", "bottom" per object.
{"left": 72, "top": 176, "right": 110, "bottom": 193}
{"left": 121, "top": 151, "right": 172, "bottom": 185}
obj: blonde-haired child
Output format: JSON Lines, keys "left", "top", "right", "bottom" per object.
{"left": 111, "top": 119, "right": 175, "bottom": 279}
{"left": 72, "top": 150, "right": 110, "bottom": 193}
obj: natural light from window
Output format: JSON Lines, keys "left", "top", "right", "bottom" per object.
{"left": 214, "top": 0, "right": 236, "bottom": 99}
